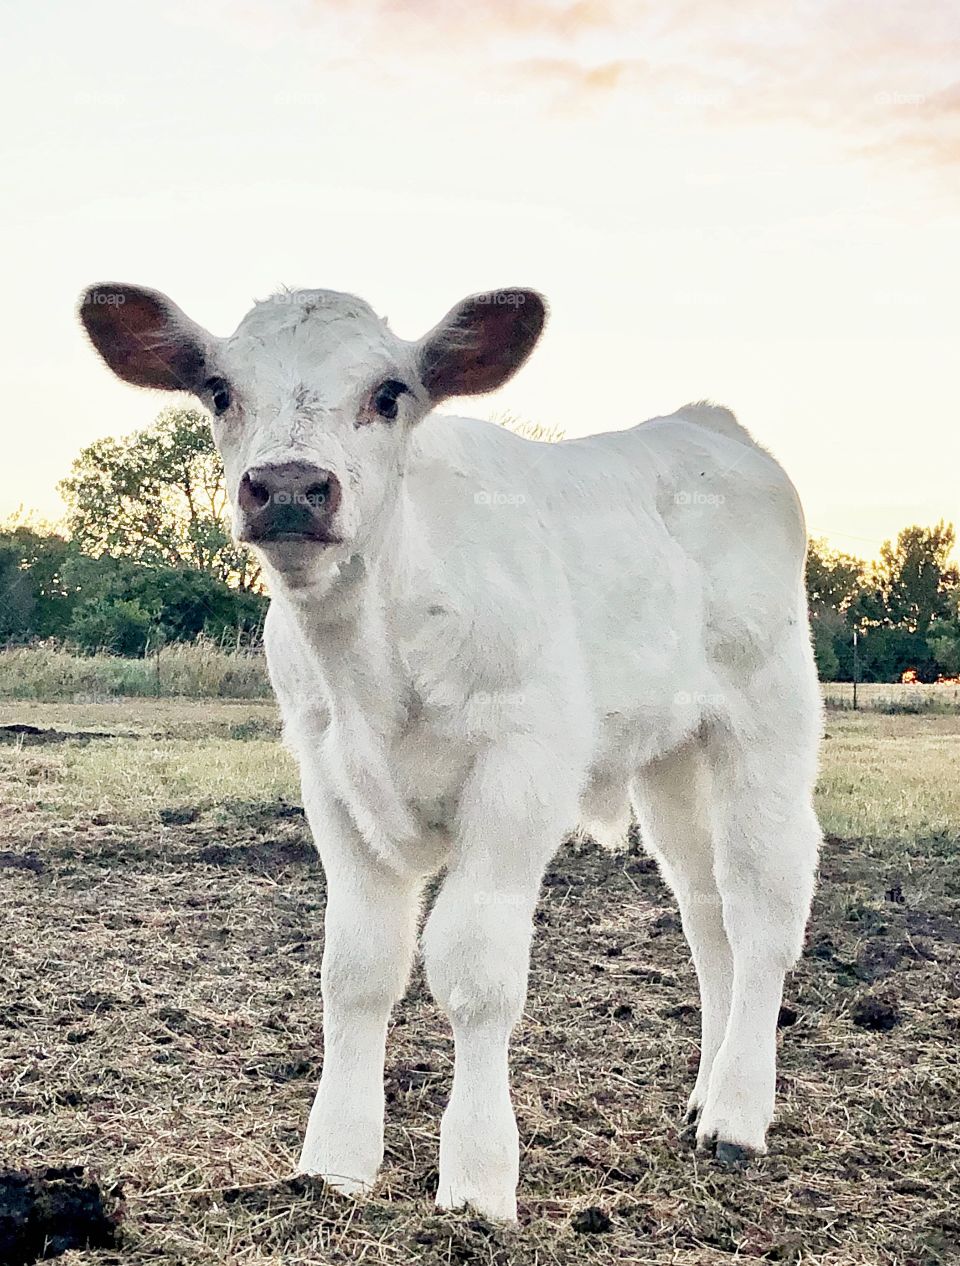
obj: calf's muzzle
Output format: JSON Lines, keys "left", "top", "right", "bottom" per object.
{"left": 238, "top": 462, "right": 342, "bottom": 544}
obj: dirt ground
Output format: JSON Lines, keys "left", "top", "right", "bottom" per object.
{"left": 0, "top": 706, "right": 958, "bottom": 1264}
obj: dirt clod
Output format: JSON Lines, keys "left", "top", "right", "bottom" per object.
{"left": 571, "top": 1206, "right": 612, "bottom": 1234}
{"left": 851, "top": 994, "right": 901, "bottom": 1031}
{"left": 159, "top": 806, "right": 200, "bottom": 825}
{"left": 0, "top": 852, "right": 44, "bottom": 874}
{"left": 0, "top": 1166, "right": 122, "bottom": 1265}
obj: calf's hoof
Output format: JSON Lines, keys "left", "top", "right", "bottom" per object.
{"left": 714, "top": 1140, "right": 753, "bottom": 1170}
{"left": 436, "top": 1182, "right": 518, "bottom": 1225}
{"left": 695, "top": 1133, "right": 758, "bottom": 1171}
{"left": 297, "top": 1165, "right": 375, "bottom": 1198}
{"left": 679, "top": 1104, "right": 700, "bottom": 1149}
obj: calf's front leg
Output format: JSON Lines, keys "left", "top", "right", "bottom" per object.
{"left": 298, "top": 795, "right": 422, "bottom": 1194}
{"left": 422, "top": 739, "right": 577, "bottom": 1222}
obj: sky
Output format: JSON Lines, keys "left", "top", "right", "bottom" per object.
{"left": 2, "top": 0, "right": 959, "bottom": 559}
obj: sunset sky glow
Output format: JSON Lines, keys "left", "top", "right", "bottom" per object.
{"left": 2, "top": 0, "right": 959, "bottom": 558}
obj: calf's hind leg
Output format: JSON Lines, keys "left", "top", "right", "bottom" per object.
{"left": 696, "top": 730, "right": 820, "bottom": 1162}
{"left": 631, "top": 740, "right": 733, "bottom": 1125}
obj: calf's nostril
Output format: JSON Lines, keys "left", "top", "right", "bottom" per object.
{"left": 248, "top": 480, "right": 271, "bottom": 509}
{"left": 239, "top": 472, "right": 273, "bottom": 512}
{"left": 304, "top": 481, "right": 329, "bottom": 508}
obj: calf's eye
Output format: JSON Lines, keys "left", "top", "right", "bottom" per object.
{"left": 205, "top": 377, "right": 232, "bottom": 416}
{"left": 372, "top": 379, "right": 410, "bottom": 421}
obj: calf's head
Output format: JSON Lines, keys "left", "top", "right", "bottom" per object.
{"left": 80, "top": 284, "right": 545, "bottom": 581}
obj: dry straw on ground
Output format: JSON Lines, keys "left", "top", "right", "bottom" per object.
{"left": 0, "top": 702, "right": 958, "bottom": 1264}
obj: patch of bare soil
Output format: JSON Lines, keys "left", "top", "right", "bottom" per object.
{"left": 1, "top": 813, "right": 958, "bottom": 1264}
{"left": 0, "top": 725, "right": 124, "bottom": 746}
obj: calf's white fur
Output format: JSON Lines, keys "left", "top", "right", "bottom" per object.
{"left": 80, "top": 282, "right": 821, "bottom": 1222}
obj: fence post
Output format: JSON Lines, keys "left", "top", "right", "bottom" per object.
{"left": 852, "top": 628, "right": 859, "bottom": 711}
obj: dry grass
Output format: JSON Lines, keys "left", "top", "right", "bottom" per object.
{"left": 818, "top": 712, "right": 960, "bottom": 843}
{"left": 5, "top": 643, "right": 960, "bottom": 718}
{"left": 0, "top": 705, "right": 958, "bottom": 1264}
{"left": 0, "top": 644, "right": 271, "bottom": 701}
{"left": 823, "top": 681, "right": 960, "bottom": 714}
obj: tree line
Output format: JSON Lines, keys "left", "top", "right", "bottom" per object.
{"left": 1, "top": 409, "right": 266, "bottom": 655}
{"left": 807, "top": 525, "right": 959, "bottom": 683}
{"left": 2, "top": 406, "right": 958, "bottom": 679}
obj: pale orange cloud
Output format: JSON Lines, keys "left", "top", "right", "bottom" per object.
{"left": 286, "top": 0, "right": 960, "bottom": 172}
{"left": 373, "top": 0, "right": 619, "bottom": 37}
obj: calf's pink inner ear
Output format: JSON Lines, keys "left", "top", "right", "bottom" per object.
{"left": 79, "top": 284, "right": 208, "bottom": 392}
{"left": 418, "top": 289, "right": 546, "bottom": 402}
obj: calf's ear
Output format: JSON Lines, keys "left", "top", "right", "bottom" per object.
{"left": 78, "top": 283, "right": 211, "bottom": 392}
{"left": 417, "top": 289, "right": 546, "bottom": 402}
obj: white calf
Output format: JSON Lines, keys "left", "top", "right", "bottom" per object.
{"left": 81, "top": 282, "right": 822, "bottom": 1221}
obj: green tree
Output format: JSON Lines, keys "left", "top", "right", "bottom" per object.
{"left": 64, "top": 555, "right": 266, "bottom": 653}
{"left": 861, "top": 522, "right": 958, "bottom": 635}
{"left": 927, "top": 589, "right": 960, "bottom": 678}
{"left": 60, "top": 407, "right": 259, "bottom": 591}
{"left": 69, "top": 595, "right": 155, "bottom": 655}
{"left": 929, "top": 630, "right": 960, "bottom": 677}
{"left": 0, "top": 522, "right": 77, "bottom": 640}
{"left": 0, "top": 517, "right": 267, "bottom": 651}
{"left": 810, "top": 610, "right": 841, "bottom": 680}
{"left": 854, "top": 523, "right": 958, "bottom": 682}
{"left": 806, "top": 539, "right": 866, "bottom": 615}
{"left": 805, "top": 539, "right": 867, "bottom": 680}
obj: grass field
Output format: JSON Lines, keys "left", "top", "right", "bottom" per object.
{"left": 4, "top": 644, "right": 960, "bottom": 714}
{"left": 1, "top": 698, "right": 958, "bottom": 1264}
{"left": 822, "top": 681, "right": 960, "bottom": 714}
{"left": 0, "top": 644, "right": 272, "bottom": 702}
